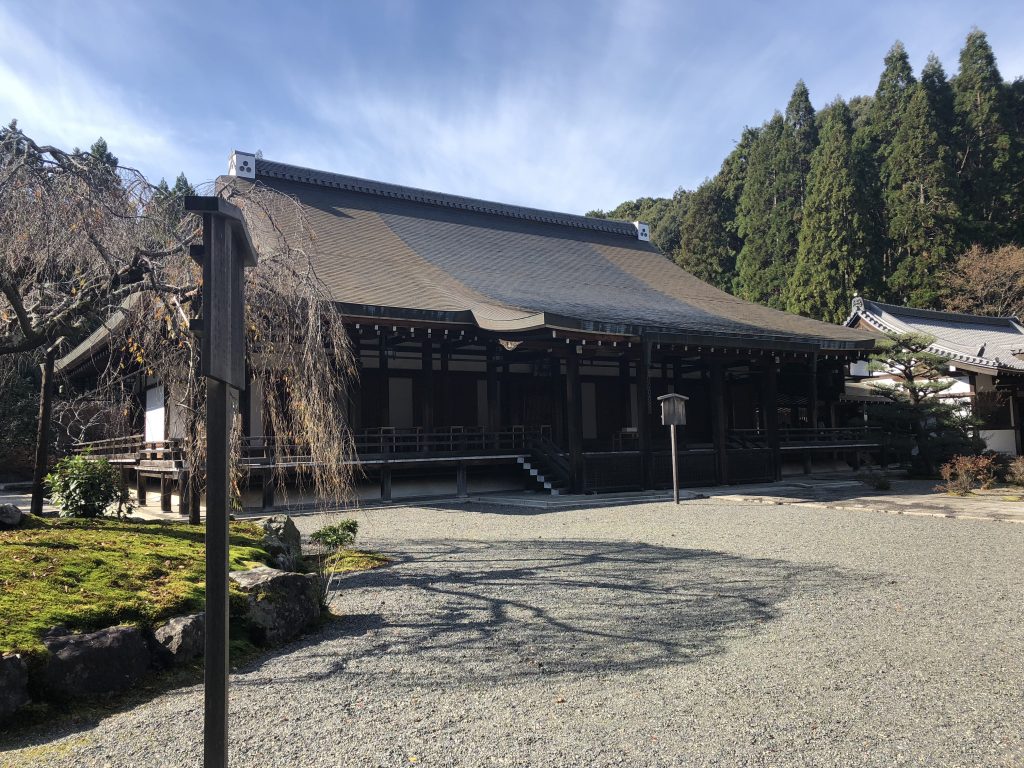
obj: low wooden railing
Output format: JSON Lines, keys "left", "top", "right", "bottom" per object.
{"left": 240, "top": 425, "right": 553, "bottom": 467}
{"left": 728, "top": 426, "right": 884, "bottom": 450}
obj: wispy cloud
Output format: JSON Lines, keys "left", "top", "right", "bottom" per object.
{"left": 0, "top": 5, "right": 208, "bottom": 184}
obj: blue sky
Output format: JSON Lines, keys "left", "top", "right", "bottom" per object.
{"left": 1, "top": 0, "right": 1022, "bottom": 213}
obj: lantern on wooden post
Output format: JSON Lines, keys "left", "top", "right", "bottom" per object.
{"left": 658, "top": 393, "right": 688, "bottom": 504}
{"left": 184, "top": 195, "right": 257, "bottom": 768}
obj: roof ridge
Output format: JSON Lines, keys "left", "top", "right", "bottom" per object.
{"left": 864, "top": 298, "right": 1019, "bottom": 326}
{"left": 254, "top": 158, "right": 641, "bottom": 238}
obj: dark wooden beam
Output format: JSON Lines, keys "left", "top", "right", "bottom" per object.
{"left": 440, "top": 341, "right": 451, "bottom": 426}
{"left": 421, "top": 339, "right": 434, "bottom": 429}
{"left": 379, "top": 332, "right": 390, "bottom": 427}
{"left": 486, "top": 341, "right": 500, "bottom": 431}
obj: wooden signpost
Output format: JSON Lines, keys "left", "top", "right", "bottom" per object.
{"left": 184, "top": 196, "right": 257, "bottom": 768}
{"left": 657, "top": 393, "right": 688, "bottom": 504}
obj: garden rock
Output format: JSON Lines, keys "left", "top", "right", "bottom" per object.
{"left": 40, "top": 626, "right": 151, "bottom": 699}
{"left": 230, "top": 566, "right": 321, "bottom": 646}
{"left": 260, "top": 515, "right": 303, "bottom": 568}
{"left": 0, "top": 654, "right": 29, "bottom": 721}
{"left": 150, "top": 613, "right": 205, "bottom": 667}
{"left": 0, "top": 503, "right": 22, "bottom": 529}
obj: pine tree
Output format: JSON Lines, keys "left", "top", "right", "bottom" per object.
{"left": 787, "top": 101, "right": 872, "bottom": 322}
{"left": 952, "top": 29, "right": 1014, "bottom": 243}
{"left": 883, "top": 80, "right": 962, "bottom": 307}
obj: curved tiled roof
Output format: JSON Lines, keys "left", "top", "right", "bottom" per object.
{"left": 846, "top": 297, "right": 1024, "bottom": 373}
{"left": 223, "top": 159, "right": 875, "bottom": 351}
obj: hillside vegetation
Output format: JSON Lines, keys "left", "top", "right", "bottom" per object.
{"left": 590, "top": 29, "right": 1024, "bottom": 323}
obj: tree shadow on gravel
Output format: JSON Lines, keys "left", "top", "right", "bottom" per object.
{"left": 257, "top": 539, "right": 865, "bottom": 686}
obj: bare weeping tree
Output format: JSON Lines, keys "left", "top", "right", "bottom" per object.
{"left": 107, "top": 180, "right": 360, "bottom": 518}
{"left": 1, "top": 123, "right": 357, "bottom": 516}
{"left": 0, "top": 122, "right": 194, "bottom": 512}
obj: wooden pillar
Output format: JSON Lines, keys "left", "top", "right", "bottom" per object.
{"left": 380, "top": 467, "right": 392, "bottom": 502}
{"left": 350, "top": 333, "right": 363, "bottom": 430}
{"left": 565, "top": 347, "right": 584, "bottom": 493}
{"left": 500, "top": 357, "right": 512, "bottom": 427}
{"left": 635, "top": 339, "right": 652, "bottom": 489}
{"left": 176, "top": 473, "right": 188, "bottom": 515}
{"left": 1012, "top": 396, "right": 1023, "bottom": 456}
{"left": 486, "top": 341, "right": 500, "bottom": 432}
{"left": 421, "top": 338, "right": 434, "bottom": 430}
{"left": 188, "top": 474, "right": 200, "bottom": 524}
{"left": 808, "top": 353, "right": 820, "bottom": 430}
{"left": 551, "top": 358, "right": 565, "bottom": 446}
{"left": 619, "top": 357, "right": 632, "bottom": 434}
{"left": 762, "top": 357, "right": 781, "bottom": 481}
{"left": 439, "top": 341, "right": 450, "bottom": 426}
{"left": 711, "top": 360, "right": 729, "bottom": 485}
{"left": 160, "top": 475, "right": 173, "bottom": 512}
{"left": 379, "top": 332, "right": 390, "bottom": 427}
{"left": 136, "top": 472, "right": 148, "bottom": 506}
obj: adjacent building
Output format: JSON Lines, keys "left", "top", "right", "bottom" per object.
{"left": 846, "top": 297, "right": 1024, "bottom": 455}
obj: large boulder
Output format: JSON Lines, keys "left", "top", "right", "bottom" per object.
{"left": 149, "top": 613, "right": 205, "bottom": 668}
{"left": 0, "top": 503, "right": 22, "bottom": 530}
{"left": 0, "top": 654, "right": 29, "bottom": 721}
{"left": 230, "top": 567, "right": 321, "bottom": 646}
{"left": 40, "top": 626, "right": 151, "bottom": 699}
{"left": 260, "top": 515, "right": 303, "bottom": 569}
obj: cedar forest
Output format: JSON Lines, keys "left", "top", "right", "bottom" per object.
{"left": 588, "top": 30, "right": 1024, "bottom": 323}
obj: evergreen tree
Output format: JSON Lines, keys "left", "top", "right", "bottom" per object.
{"left": 872, "top": 42, "right": 917, "bottom": 157}
{"left": 785, "top": 80, "right": 818, "bottom": 197}
{"left": 1010, "top": 77, "right": 1024, "bottom": 242}
{"left": 88, "top": 137, "right": 118, "bottom": 169}
{"left": 866, "top": 42, "right": 918, "bottom": 286}
{"left": 734, "top": 84, "right": 817, "bottom": 308}
{"left": 787, "top": 101, "right": 872, "bottom": 323}
{"left": 883, "top": 73, "right": 962, "bottom": 307}
{"left": 867, "top": 332, "right": 982, "bottom": 476}
{"left": 734, "top": 82, "right": 818, "bottom": 308}
{"left": 952, "top": 29, "right": 1014, "bottom": 243}
{"left": 921, "top": 54, "right": 956, "bottom": 145}
{"left": 676, "top": 178, "right": 735, "bottom": 289}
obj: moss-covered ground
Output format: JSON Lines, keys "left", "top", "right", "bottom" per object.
{"left": 0, "top": 517, "right": 270, "bottom": 660}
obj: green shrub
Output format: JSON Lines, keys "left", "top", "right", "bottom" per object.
{"left": 937, "top": 454, "right": 998, "bottom": 496}
{"left": 309, "top": 519, "right": 358, "bottom": 551}
{"left": 45, "top": 454, "right": 133, "bottom": 518}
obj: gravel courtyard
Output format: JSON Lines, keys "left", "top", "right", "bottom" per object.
{"left": 4, "top": 498, "right": 1022, "bottom": 767}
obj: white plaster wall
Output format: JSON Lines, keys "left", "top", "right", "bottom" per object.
{"left": 981, "top": 429, "right": 1017, "bottom": 455}
{"left": 144, "top": 385, "right": 165, "bottom": 442}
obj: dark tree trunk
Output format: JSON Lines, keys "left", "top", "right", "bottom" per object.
{"left": 31, "top": 346, "right": 57, "bottom": 516}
